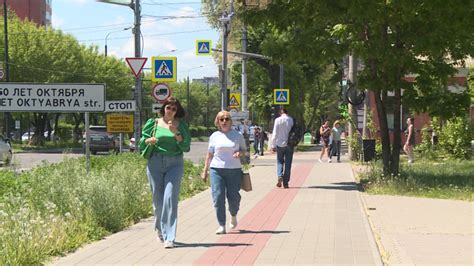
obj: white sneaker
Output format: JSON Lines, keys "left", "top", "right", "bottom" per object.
{"left": 163, "top": 240, "right": 174, "bottom": 249}
{"left": 215, "top": 226, "right": 226, "bottom": 235}
{"left": 230, "top": 216, "right": 238, "bottom": 229}
{"left": 318, "top": 159, "right": 322, "bottom": 163}
{"left": 328, "top": 159, "right": 332, "bottom": 163}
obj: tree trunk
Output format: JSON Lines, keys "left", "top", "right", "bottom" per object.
{"left": 72, "top": 113, "right": 84, "bottom": 143}
{"left": 373, "top": 89, "right": 391, "bottom": 175}
{"left": 31, "top": 113, "right": 47, "bottom": 146}
{"left": 390, "top": 87, "right": 402, "bottom": 175}
{"left": 53, "top": 113, "right": 60, "bottom": 142}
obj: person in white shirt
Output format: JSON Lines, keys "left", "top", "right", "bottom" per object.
{"left": 202, "top": 111, "right": 247, "bottom": 235}
{"left": 271, "top": 107, "right": 294, "bottom": 189}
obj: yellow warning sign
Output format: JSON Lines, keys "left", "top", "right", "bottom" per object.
{"left": 106, "top": 114, "right": 134, "bottom": 133}
{"left": 229, "top": 93, "right": 241, "bottom": 108}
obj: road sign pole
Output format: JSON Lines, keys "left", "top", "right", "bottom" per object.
{"left": 133, "top": 0, "right": 142, "bottom": 152}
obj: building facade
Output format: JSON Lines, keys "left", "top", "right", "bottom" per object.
{"left": 7, "top": 0, "right": 52, "bottom": 28}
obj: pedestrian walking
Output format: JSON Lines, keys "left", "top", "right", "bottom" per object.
{"left": 139, "top": 97, "right": 191, "bottom": 249}
{"left": 258, "top": 127, "right": 267, "bottom": 156}
{"left": 404, "top": 117, "right": 415, "bottom": 163}
{"left": 271, "top": 107, "right": 294, "bottom": 189}
{"left": 319, "top": 120, "right": 331, "bottom": 162}
{"left": 329, "top": 120, "right": 342, "bottom": 163}
{"left": 253, "top": 126, "right": 261, "bottom": 156}
{"left": 201, "top": 111, "right": 247, "bottom": 235}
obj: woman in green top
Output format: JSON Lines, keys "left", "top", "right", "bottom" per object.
{"left": 139, "top": 97, "right": 191, "bottom": 249}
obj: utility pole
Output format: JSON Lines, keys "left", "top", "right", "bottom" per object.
{"left": 3, "top": 0, "right": 10, "bottom": 137}
{"left": 132, "top": 0, "right": 142, "bottom": 152}
{"left": 206, "top": 81, "right": 210, "bottom": 132}
{"left": 219, "top": 1, "right": 234, "bottom": 111}
{"left": 241, "top": 25, "right": 248, "bottom": 112}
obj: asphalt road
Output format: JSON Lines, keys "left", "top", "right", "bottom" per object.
{"left": 6, "top": 142, "right": 210, "bottom": 171}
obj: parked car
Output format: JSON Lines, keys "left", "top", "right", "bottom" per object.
{"left": 0, "top": 135, "right": 12, "bottom": 165}
{"left": 83, "top": 126, "right": 118, "bottom": 155}
{"left": 22, "top": 131, "right": 56, "bottom": 142}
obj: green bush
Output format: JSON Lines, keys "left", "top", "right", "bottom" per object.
{"left": 438, "top": 117, "right": 471, "bottom": 159}
{"left": 0, "top": 153, "right": 207, "bottom": 265}
{"left": 416, "top": 127, "right": 437, "bottom": 160}
{"left": 189, "top": 125, "right": 210, "bottom": 137}
{"left": 56, "top": 122, "right": 74, "bottom": 142}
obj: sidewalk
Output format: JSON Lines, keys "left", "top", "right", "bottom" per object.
{"left": 51, "top": 149, "right": 382, "bottom": 265}
{"left": 362, "top": 195, "right": 473, "bottom": 265}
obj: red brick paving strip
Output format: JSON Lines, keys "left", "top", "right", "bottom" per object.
{"left": 194, "top": 163, "right": 314, "bottom": 265}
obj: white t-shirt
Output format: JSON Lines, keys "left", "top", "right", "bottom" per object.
{"left": 208, "top": 130, "right": 247, "bottom": 169}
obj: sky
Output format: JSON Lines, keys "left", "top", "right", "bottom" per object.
{"left": 52, "top": 0, "right": 220, "bottom": 81}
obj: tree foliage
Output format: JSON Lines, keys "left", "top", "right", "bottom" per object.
{"left": 223, "top": 0, "right": 472, "bottom": 175}
{"left": 1, "top": 15, "right": 133, "bottom": 144}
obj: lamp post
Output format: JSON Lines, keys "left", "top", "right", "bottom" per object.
{"left": 104, "top": 27, "right": 132, "bottom": 57}
{"left": 98, "top": 0, "right": 142, "bottom": 152}
{"left": 186, "top": 65, "right": 204, "bottom": 123}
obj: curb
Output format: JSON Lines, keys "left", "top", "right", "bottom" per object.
{"left": 351, "top": 163, "right": 389, "bottom": 266}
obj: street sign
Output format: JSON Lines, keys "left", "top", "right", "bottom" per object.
{"left": 152, "top": 56, "right": 177, "bottom": 82}
{"left": 229, "top": 92, "right": 240, "bottom": 108}
{"left": 273, "top": 89, "right": 290, "bottom": 105}
{"left": 196, "top": 40, "right": 212, "bottom": 56}
{"left": 125, "top": 57, "right": 147, "bottom": 77}
{"left": 152, "top": 103, "right": 163, "bottom": 113}
{"left": 0, "top": 83, "right": 106, "bottom": 112}
{"left": 151, "top": 83, "right": 171, "bottom": 103}
{"left": 106, "top": 113, "right": 134, "bottom": 133}
{"left": 230, "top": 110, "right": 249, "bottom": 120}
{"left": 105, "top": 100, "right": 136, "bottom": 112}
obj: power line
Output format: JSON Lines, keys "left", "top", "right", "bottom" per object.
{"left": 143, "top": 1, "right": 201, "bottom": 5}
{"left": 77, "top": 28, "right": 212, "bottom": 42}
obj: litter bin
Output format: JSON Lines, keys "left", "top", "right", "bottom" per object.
{"left": 304, "top": 133, "right": 312, "bottom": 144}
{"left": 362, "top": 139, "right": 376, "bottom": 162}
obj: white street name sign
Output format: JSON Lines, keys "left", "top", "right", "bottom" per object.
{"left": 0, "top": 83, "right": 105, "bottom": 112}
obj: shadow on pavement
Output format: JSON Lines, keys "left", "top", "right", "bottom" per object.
{"left": 230, "top": 230, "right": 290, "bottom": 234}
{"left": 292, "top": 182, "right": 362, "bottom": 191}
{"left": 173, "top": 242, "right": 252, "bottom": 248}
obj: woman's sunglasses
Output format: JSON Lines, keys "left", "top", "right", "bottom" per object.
{"left": 219, "top": 117, "right": 230, "bottom": 122}
{"left": 165, "top": 105, "right": 177, "bottom": 112}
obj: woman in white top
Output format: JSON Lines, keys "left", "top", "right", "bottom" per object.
{"left": 202, "top": 111, "right": 247, "bottom": 235}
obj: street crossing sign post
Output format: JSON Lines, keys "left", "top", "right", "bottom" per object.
{"left": 196, "top": 40, "right": 212, "bottom": 56}
{"left": 273, "top": 88, "right": 290, "bottom": 105}
{"left": 152, "top": 56, "right": 177, "bottom": 82}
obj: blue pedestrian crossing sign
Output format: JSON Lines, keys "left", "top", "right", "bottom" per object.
{"left": 273, "top": 89, "right": 290, "bottom": 105}
{"left": 152, "top": 56, "right": 177, "bottom": 82}
{"left": 196, "top": 40, "right": 212, "bottom": 56}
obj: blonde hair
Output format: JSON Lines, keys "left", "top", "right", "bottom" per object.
{"left": 214, "top": 111, "right": 233, "bottom": 129}
{"left": 333, "top": 120, "right": 340, "bottom": 127}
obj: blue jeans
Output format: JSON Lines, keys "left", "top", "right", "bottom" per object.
{"left": 210, "top": 168, "right": 242, "bottom": 226}
{"left": 276, "top": 145, "right": 294, "bottom": 186}
{"left": 147, "top": 153, "right": 184, "bottom": 242}
{"left": 329, "top": 140, "right": 341, "bottom": 161}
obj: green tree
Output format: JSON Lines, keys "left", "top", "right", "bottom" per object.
{"left": 1, "top": 15, "right": 133, "bottom": 145}
{"left": 237, "top": 0, "right": 472, "bottom": 175}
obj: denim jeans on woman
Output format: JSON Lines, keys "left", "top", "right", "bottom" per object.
{"left": 210, "top": 168, "right": 242, "bottom": 226}
{"left": 147, "top": 153, "right": 184, "bottom": 242}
